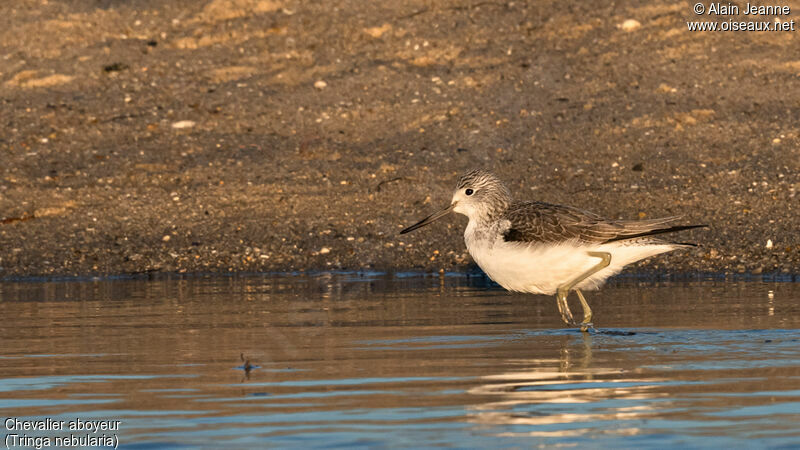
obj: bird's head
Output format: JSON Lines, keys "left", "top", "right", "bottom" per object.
{"left": 450, "top": 169, "right": 511, "bottom": 220}
{"left": 400, "top": 169, "right": 512, "bottom": 234}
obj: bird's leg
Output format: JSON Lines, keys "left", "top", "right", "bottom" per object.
{"left": 575, "top": 289, "right": 593, "bottom": 332}
{"left": 556, "top": 251, "right": 611, "bottom": 332}
{"left": 556, "top": 287, "right": 575, "bottom": 324}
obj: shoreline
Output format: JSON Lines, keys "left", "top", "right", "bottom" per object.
{"left": 2, "top": 268, "right": 798, "bottom": 284}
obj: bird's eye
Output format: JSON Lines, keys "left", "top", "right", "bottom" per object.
{"left": 465, "top": 188, "right": 474, "bottom": 196}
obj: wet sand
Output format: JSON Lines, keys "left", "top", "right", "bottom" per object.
{"left": 1, "top": 1, "right": 799, "bottom": 278}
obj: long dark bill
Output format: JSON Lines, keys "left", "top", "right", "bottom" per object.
{"left": 399, "top": 204, "right": 454, "bottom": 234}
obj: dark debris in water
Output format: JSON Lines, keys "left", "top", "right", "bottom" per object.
{"left": 593, "top": 329, "right": 637, "bottom": 336}
{"left": 238, "top": 353, "right": 260, "bottom": 372}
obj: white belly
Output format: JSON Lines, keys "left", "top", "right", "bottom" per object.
{"left": 465, "top": 236, "right": 677, "bottom": 295}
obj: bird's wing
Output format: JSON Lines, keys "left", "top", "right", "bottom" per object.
{"left": 501, "top": 201, "right": 685, "bottom": 245}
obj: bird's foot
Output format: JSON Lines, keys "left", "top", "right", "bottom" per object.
{"left": 563, "top": 317, "right": 594, "bottom": 333}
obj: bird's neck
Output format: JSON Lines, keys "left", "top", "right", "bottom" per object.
{"left": 464, "top": 206, "right": 507, "bottom": 246}
{"left": 470, "top": 200, "right": 509, "bottom": 226}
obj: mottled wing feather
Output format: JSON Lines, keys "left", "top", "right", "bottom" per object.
{"left": 501, "top": 201, "right": 681, "bottom": 244}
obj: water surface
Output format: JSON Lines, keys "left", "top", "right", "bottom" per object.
{"left": 1, "top": 274, "right": 799, "bottom": 448}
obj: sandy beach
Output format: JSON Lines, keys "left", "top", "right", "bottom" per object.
{"left": 1, "top": 0, "right": 798, "bottom": 278}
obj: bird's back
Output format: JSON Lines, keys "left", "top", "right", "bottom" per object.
{"left": 501, "top": 201, "right": 702, "bottom": 246}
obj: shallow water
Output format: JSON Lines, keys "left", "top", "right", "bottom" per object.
{"left": 1, "top": 274, "right": 799, "bottom": 448}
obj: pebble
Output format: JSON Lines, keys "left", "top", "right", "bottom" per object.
{"left": 619, "top": 19, "right": 641, "bottom": 31}
{"left": 314, "top": 80, "right": 327, "bottom": 89}
{"left": 171, "top": 120, "right": 196, "bottom": 129}
{"left": 162, "top": 235, "right": 171, "bottom": 242}
{"left": 319, "top": 247, "right": 331, "bottom": 254}
{"left": 363, "top": 23, "right": 392, "bottom": 38}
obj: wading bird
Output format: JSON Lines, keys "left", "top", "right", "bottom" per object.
{"left": 400, "top": 169, "right": 706, "bottom": 331}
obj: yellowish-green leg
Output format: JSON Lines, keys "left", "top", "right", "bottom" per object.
{"left": 555, "top": 251, "right": 611, "bottom": 332}
{"left": 575, "top": 289, "right": 592, "bottom": 332}
{"left": 556, "top": 287, "right": 575, "bottom": 324}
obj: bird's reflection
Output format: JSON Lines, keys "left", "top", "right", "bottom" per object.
{"left": 559, "top": 332, "right": 593, "bottom": 373}
{"left": 466, "top": 332, "right": 662, "bottom": 437}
